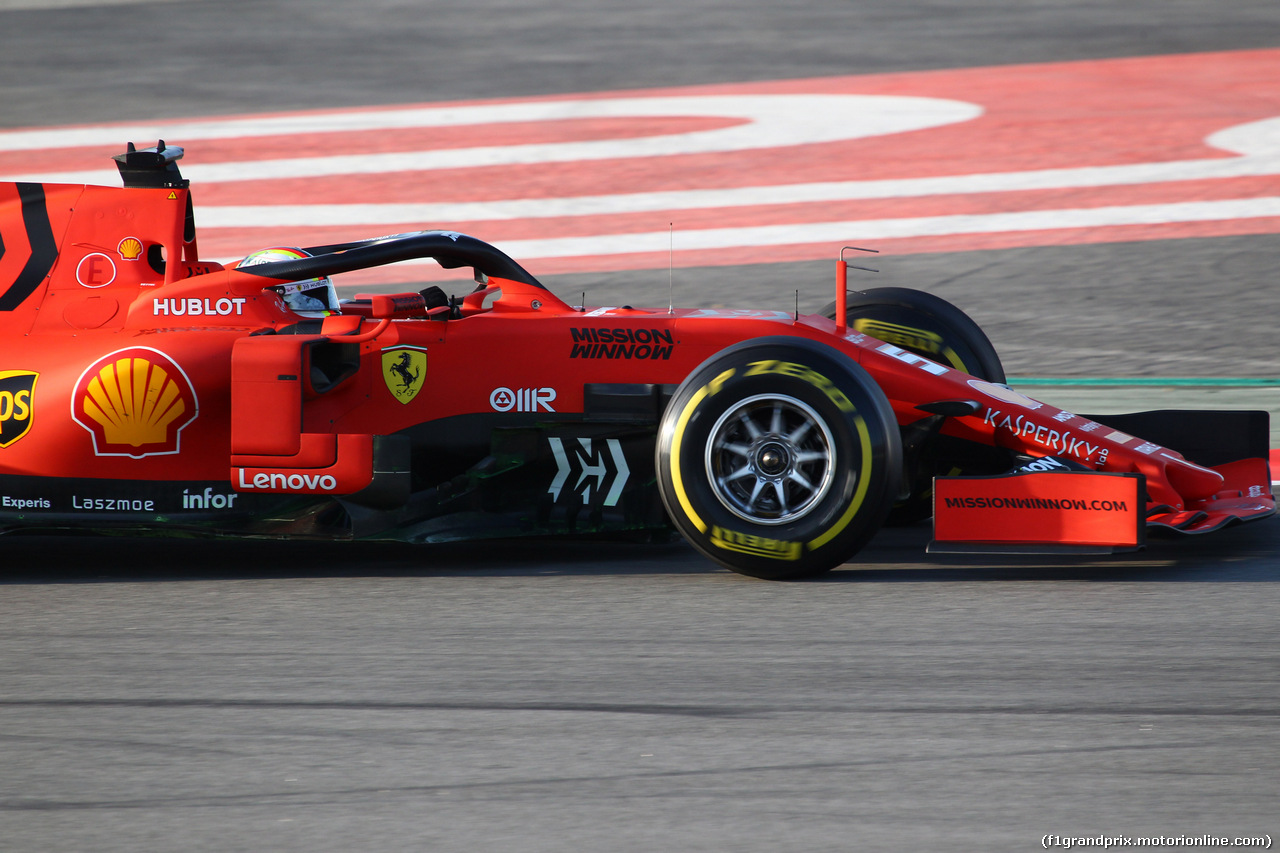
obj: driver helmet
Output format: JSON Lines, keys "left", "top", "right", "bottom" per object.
{"left": 239, "top": 246, "right": 339, "bottom": 318}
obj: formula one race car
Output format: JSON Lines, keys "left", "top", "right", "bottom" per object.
{"left": 0, "top": 143, "right": 1273, "bottom": 578}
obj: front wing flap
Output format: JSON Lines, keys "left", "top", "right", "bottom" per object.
{"left": 1144, "top": 456, "right": 1274, "bottom": 535}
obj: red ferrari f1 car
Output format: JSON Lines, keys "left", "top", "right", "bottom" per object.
{"left": 0, "top": 143, "right": 1273, "bottom": 578}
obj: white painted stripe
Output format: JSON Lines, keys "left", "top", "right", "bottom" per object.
{"left": 0, "top": 94, "right": 980, "bottom": 179}
{"left": 281, "top": 196, "right": 1280, "bottom": 266}
{"left": 178, "top": 115, "right": 1280, "bottom": 226}
{"left": 194, "top": 154, "right": 1280, "bottom": 227}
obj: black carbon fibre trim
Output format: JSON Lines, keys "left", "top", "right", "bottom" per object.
{"left": 0, "top": 184, "right": 59, "bottom": 311}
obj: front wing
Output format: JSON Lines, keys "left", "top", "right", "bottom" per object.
{"left": 930, "top": 408, "right": 1275, "bottom": 553}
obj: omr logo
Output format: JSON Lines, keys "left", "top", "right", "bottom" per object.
{"left": 490, "top": 386, "right": 556, "bottom": 412}
{"left": 72, "top": 347, "right": 199, "bottom": 458}
{"left": 0, "top": 370, "right": 37, "bottom": 448}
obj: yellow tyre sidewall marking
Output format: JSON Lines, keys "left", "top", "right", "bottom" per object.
{"left": 669, "top": 368, "right": 735, "bottom": 534}
{"left": 671, "top": 360, "right": 877, "bottom": 554}
{"left": 940, "top": 345, "right": 966, "bottom": 372}
{"left": 852, "top": 318, "right": 970, "bottom": 372}
{"left": 806, "top": 413, "right": 873, "bottom": 552}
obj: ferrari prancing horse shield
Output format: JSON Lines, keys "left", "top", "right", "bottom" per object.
{"left": 382, "top": 348, "right": 426, "bottom": 404}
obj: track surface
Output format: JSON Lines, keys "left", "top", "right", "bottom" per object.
{"left": 2, "top": 2, "right": 1279, "bottom": 851}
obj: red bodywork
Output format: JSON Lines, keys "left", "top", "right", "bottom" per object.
{"left": 0, "top": 145, "right": 1272, "bottom": 557}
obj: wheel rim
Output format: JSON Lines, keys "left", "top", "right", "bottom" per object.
{"left": 705, "top": 394, "right": 837, "bottom": 525}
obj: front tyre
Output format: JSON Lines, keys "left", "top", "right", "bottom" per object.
{"left": 822, "top": 286, "right": 1005, "bottom": 382}
{"left": 657, "top": 337, "right": 901, "bottom": 580}
{"left": 822, "top": 286, "right": 1012, "bottom": 524}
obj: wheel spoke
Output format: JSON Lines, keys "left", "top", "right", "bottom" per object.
{"left": 707, "top": 393, "right": 836, "bottom": 525}
{"left": 787, "top": 420, "right": 813, "bottom": 444}
{"left": 772, "top": 481, "right": 789, "bottom": 514}
{"left": 788, "top": 470, "right": 815, "bottom": 492}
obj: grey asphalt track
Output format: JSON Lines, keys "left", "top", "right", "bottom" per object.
{"left": 2, "top": 529, "right": 1278, "bottom": 852}
{"left": 2, "top": 2, "right": 1279, "bottom": 851}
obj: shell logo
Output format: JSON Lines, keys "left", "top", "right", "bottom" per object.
{"left": 72, "top": 347, "right": 199, "bottom": 458}
{"left": 117, "top": 237, "right": 143, "bottom": 261}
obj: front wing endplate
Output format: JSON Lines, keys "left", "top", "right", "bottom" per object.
{"left": 929, "top": 470, "right": 1145, "bottom": 554}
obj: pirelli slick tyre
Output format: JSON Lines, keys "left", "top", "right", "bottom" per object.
{"left": 657, "top": 337, "right": 901, "bottom": 580}
{"left": 821, "top": 286, "right": 1010, "bottom": 524}
{"left": 822, "top": 286, "right": 1004, "bottom": 382}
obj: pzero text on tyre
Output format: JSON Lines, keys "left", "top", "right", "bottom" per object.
{"left": 657, "top": 337, "right": 901, "bottom": 579}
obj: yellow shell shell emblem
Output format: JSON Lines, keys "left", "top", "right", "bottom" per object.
{"left": 73, "top": 347, "right": 199, "bottom": 458}
{"left": 117, "top": 237, "right": 143, "bottom": 261}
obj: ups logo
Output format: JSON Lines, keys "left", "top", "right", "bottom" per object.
{"left": 0, "top": 370, "right": 37, "bottom": 448}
